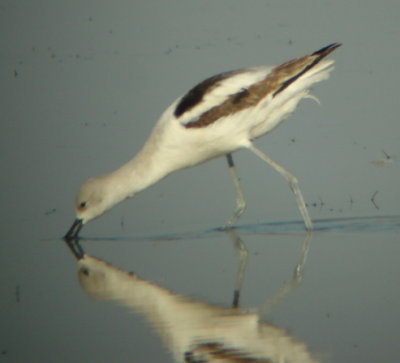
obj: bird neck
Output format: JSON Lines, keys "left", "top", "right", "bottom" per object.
{"left": 111, "top": 137, "right": 173, "bottom": 199}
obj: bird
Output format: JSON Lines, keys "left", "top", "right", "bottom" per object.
{"left": 65, "top": 43, "right": 341, "bottom": 239}
{"left": 75, "top": 252, "right": 320, "bottom": 363}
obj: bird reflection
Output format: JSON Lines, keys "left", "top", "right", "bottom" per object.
{"left": 65, "top": 234, "right": 317, "bottom": 363}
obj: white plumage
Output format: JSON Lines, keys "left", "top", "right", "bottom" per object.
{"left": 77, "top": 254, "right": 319, "bottom": 363}
{"left": 65, "top": 43, "right": 341, "bottom": 238}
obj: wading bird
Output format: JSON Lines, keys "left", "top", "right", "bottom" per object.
{"left": 65, "top": 43, "right": 341, "bottom": 239}
{"left": 76, "top": 253, "right": 319, "bottom": 363}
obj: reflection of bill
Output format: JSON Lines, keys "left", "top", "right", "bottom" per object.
{"left": 72, "top": 250, "right": 318, "bottom": 362}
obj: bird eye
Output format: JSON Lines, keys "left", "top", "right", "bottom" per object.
{"left": 79, "top": 201, "right": 87, "bottom": 209}
{"left": 80, "top": 267, "right": 90, "bottom": 276}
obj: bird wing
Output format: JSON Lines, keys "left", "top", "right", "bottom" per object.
{"left": 174, "top": 43, "right": 340, "bottom": 130}
{"left": 184, "top": 340, "right": 271, "bottom": 362}
{"left": 174, "top": 66, "right": 272, "bottom": 127}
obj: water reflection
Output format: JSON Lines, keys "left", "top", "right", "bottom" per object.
{"left": 74, "top": 215, "right": 400, "bottom": 241}
{"left": 64, "top": 231, "right": 317, "bottom": 362}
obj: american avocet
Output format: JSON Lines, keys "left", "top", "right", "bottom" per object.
{"left": 76, "top": 253, "right": 318, "bottom": 362}
{"left": 65, "top": 43, "right": 341, "bottom": 238}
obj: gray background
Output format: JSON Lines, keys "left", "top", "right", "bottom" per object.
{"left": 1, "top": 1, "right": 400, "bottom": 362}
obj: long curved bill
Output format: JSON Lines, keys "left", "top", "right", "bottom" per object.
{"left": 64, "top": 218, "right": 83, "bottom": 239}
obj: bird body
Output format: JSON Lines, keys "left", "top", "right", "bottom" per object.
{"left": 65, "top": 43, "right": 340, "bottom": 238}
{"left": 78, "top": 254, "right": 319, "bottom": 363}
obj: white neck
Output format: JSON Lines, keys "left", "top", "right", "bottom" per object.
{"left": 106, "top": 135, "right": 174, "bottom": 203}
{"left": 79, "top": 256, "right": 318, "bottom": 363}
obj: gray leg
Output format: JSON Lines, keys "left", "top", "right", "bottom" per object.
{"left": 247, "top": 145, "right": 313, "bottom": 231}
{"left": 225, "top": 153, "right": 246, "bottom": 227}
{"left": 225, "top": 228, "right": 249, "bottom": 308}
{"left": 259, "top": 232, "right": 312, "bottom": 315}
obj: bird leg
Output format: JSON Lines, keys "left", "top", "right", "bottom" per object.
{"left": 259, "top": 232, "right": 312, "bottom": 315}
{"left": 225, "top": 153, "right": 247, "bottom": 227}
{"left": 224, "top": 227, "right": 249, "bottom": 308}
{"left": 248, "top": 145, "right": 313, "bottom": 231}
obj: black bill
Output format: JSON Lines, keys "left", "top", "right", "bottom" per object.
{"left": 64, "top": 218, "right": 83, "bottom": 239}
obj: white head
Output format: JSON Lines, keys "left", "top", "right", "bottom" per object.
{"left": 77, "top": 173, "right": 134, "bottom": 222}
{"left": 65, "top": 175, "right": 132, "bottom": 239}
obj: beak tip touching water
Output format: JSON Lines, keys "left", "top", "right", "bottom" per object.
{"left": 64, "top": 218, "right": 83, "bottom": 239}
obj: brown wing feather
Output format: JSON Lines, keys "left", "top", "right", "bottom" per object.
{"left": 174, "top": 69, "right": 246, "bottom": 118}
{"left": 184, "top": 43, "right": 340, "bottom": 129}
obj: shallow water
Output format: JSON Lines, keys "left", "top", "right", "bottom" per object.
{"left": 2, "top": 1, "right": 400, "bottom": 362}
{"left": 3, "top": 217, "right": 400, "bottom": 362}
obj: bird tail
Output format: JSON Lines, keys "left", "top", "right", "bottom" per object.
{"left": 272, "top": 43, "right": 341, "bottom": 97}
